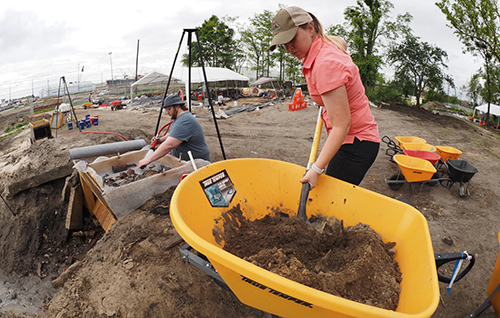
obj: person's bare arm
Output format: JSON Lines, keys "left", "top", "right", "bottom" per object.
{"left": 300, "top": 85, "right": 351, "bottom": 188}
{"left": 138, "top": 136, "right": 183, "bottom": 168}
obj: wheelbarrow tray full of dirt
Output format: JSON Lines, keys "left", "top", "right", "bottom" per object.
{"left": 170, "top": 158, "right": 439, "bottom": 318}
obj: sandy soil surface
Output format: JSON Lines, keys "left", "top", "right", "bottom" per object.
{"left": 0, "top": 94, "right": 499, "bottom": 317}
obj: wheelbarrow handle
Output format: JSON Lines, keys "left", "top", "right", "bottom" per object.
{"left": 385, "top": 147, "right": 403, "bottom": 157}
{"left": 381, "top": 135, "right": 393, "bottom": 145}
{"left": 382, "top": 135, "right": 401, "bottom": 150}
{"left": 435, "top": 253, "right": 475, "bottom": 283}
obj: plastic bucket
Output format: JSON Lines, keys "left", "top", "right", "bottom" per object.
{"left": 170, "top": 158, "right": 439, "bottom": 318}
{"left": 79, "top": 121, "right": 85, "bottom": 130}
{"left": 93, "top": 117, "right": 99, "bottom": 125}
{"left": 67, "top": 122, "right": 73, "bottom": 130}
{"left": 85, "top": 119, "right": 91, "bottom": 128}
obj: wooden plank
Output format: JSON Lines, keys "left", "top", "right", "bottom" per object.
{"left": 79, "top": 172, "right": 114, "bottom": 213}
{"left": 78, "top": 171, "right": 96, "bottom": 213}
{"left": 66, "top": 184, "right": 83, "bottom": 230}
{"left": 92, "top": 200, "right": 116, "bottom": 232}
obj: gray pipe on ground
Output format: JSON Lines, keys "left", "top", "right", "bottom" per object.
{"left": 69, "top": 139, "right": 147, "bottom": 160}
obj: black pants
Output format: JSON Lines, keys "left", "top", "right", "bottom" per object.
{"left": 325, "top": 138, "right": 379, "bottom": 186}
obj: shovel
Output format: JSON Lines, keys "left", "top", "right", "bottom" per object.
{"left": 297, "top": 106, "right": 324, "bottom": 223}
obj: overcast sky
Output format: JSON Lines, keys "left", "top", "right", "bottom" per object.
{"left": 0, "top": 0, "right": 484, "bottom": 101}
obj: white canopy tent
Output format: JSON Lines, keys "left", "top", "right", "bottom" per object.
{"left": 250, "top": 77, "right": 278, "bottom": 87}
{"left": 172, "top": 67, "right": 249, "bottom": 84}
{"left": 130, "top": 71, "right": 181, "bottom": 97}
{"left": 473, "top": 103, "right": 500, "bottom": 125}
{"left": 130, "top": 67, "right": 249, "bottom": 100}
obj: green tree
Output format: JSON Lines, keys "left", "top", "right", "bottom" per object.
{"left": 181, "top": 15, "right": 238, "bottom": 69}
{"left": 274, "top": 45, "right": 303, "bottom": 83}
{"left": 436, "top": 0, "right": 500, "bottom": 121}
{"left": 479, "top": 64, "right": 500, "bottom": 106}
{"left": 387, "top": 34, "right": 450, "bottom": 107}
{"left": 436, "top": 0, "right": 500, "bottom": 62}
{"left": 328, "top": 0, "right": 412, "bottom": 87}
{"left": 240, "top": 10, "right": 276, "bottom": 79}
{"left": 463, "top": 73, "right": 483, "bottom": 106}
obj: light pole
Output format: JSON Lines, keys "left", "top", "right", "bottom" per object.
{"left": 77, "top": 63, "right": 80, "bottom": 91}
{"left": 108, "top": 52, "right": 114, "bottom": 86}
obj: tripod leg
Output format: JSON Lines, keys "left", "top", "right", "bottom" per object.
{"left": 192, "top": 28, "right": 226, "bottom": 160}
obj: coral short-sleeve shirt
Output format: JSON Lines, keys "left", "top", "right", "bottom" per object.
{"left": 302, "top": 36, "right": 380, "bottom": 144}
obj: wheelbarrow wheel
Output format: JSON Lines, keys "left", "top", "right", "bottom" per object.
{"left": 428, "top": 172, "right": 440, "bottom": 186}
{"left": 435, "top": 168, "right": 446, "bottom": 178}
{"left": 388, "top": 173, "right": 405, "bottom": 190}
{"left": 439, "top": 178, "right": 452, "bottom": 189}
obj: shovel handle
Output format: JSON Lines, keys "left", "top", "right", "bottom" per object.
{"left": 297, "top": 182, "right": 310, "bottom": 221}
{"left": 308, "top": 107, "right": 324, "bottom": 165}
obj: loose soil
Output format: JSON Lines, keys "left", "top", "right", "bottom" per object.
{"left": 219, "top": 205, "right": 401, "bottom": 310}
{"left": 0, "top": 95, "right": 499, "bottom": 317}
{"left": 103, "top": 164, "right": 171, "bottom": 187}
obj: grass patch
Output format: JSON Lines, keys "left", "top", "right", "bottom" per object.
{"left": 34, "top": 107, "right": 55, "bottom": 115}
{"left": 0, "top": 126, "right": 26, "bottom": 141}
{"left": 485, "top": 149, "right": 500, "bottom": 160}
{"left": 5, "top": 122, "right": 28, "bottom": 133}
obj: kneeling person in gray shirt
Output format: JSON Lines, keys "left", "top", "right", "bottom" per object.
{"left": 138, "top": 94, "right": 210, "bottom": 168}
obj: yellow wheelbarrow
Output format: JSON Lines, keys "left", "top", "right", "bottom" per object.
{"left": 435, "top": 145, "right": 463, "bottom": 171}
{"left": 382, "top": 135, "right": 434, "bottom": 163}
{"left": 395, "top": 136, "right": 427, "bottom": 149}
{"left": 171, "top": 158, "right": 440, "bottom": 317}
{"left": 385, "top": 154, "right": 447, "bottom": 195}
{"left": 467, "top": 231, "right": 500, "bottom": 317}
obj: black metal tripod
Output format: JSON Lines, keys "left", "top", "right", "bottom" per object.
{"left": 56, "top": 76, "right": 81, "bottom": 137}
{"left": 152, "top": 28, "right": 226, "bottom": 160}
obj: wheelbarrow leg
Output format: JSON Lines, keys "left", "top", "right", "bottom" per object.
{"left": 465, "top": 282, "right": 500, "bottom": 317}
{"left": 458, "top": 181, "right": 471, "bottom": 197}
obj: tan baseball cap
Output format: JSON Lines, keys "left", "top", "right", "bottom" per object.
{"left": 270, "top": 6, "right": 313, "bottom": 51}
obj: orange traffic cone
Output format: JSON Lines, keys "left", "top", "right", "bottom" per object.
{"left": 288, "top": 88, "right": 307, "bottom": 111}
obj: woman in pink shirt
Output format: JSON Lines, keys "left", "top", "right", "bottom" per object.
{"left": 270, "top": 6, "right": 380, "bottom": 188}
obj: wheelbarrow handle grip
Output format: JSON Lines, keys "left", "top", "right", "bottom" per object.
{"left": 435, "top": 253, "right": 475, "bottom": 284}
{"left": 381, "top": 135, "right": 392, "bottom": 145}
{"left": 381, "top": 135, "right": 401, "bottom": 150}
{"left": 385, "top": 148, "right": 402, "bottom": 157}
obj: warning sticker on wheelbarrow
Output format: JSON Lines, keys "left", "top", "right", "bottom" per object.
{"left": 199, "top": 169, "right": 236, "bottom": 207}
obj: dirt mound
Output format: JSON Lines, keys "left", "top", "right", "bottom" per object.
{"left": 33, "top": 190, "right": 268, "bottom": 318}
{"left": 421, "top": 101, "right": 448, "bottom": 111}
{"left": 219, "top": 206, "right": 401, "bottom": 311}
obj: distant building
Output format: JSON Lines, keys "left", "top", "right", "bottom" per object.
{"left": 106, "top": 79, "right": 135, "bottom": 88}
{"left": 39, "top": 81, "right": 96, "bottom": 98}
